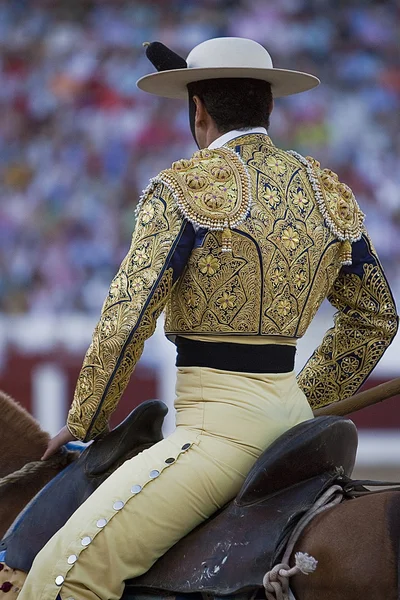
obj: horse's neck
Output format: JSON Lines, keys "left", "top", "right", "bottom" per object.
{"left": 0, "top": 392, "right": 49, "bottom": 477}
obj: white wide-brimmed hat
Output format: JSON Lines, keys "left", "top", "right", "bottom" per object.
{"left": 137, "top": 37, "right": 320, "bottom": 99}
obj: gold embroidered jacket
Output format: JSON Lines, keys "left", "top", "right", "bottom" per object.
{"left": 67, "top": 133, "right": 398, "bottom": 440}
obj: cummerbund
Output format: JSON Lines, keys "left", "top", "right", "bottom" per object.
{"left": 175, "top": 336, "right": 296, "bottom": 373}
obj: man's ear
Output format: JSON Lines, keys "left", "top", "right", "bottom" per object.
{"left": 193, "top": 95, "right": 206, "bottom": 126}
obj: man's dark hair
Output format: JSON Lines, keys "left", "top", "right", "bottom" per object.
{"left": 188, "top": 78, "right": 273, "bottom": 133}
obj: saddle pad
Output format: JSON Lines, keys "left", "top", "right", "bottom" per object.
{"left": 126, "top": 473, "right": 335, "bottom": 596}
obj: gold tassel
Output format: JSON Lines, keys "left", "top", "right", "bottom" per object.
{"left": 339, "top": 239, "right": 352, "bottom": 265}
{"left": 222, "top": 227, "right": 232, "bottom": 252}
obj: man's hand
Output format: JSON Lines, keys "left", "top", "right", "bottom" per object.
{"left": 42, "top": 426, "right": 78, "bottom": 460}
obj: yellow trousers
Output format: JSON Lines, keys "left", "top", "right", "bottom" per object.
{"left": 17, "top": 367, "right": 313, "bottom": 600}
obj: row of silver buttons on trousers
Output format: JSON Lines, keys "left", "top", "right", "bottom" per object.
{"left": 54, "top": 443, "right": 192, "bottom": 591}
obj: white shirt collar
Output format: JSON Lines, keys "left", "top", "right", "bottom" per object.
{"left": 208, "top": 127, "right": 268, "bottom": 149}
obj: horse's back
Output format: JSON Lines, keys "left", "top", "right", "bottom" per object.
{"left": 291, "top": 491, "right": 400, "bottom": 600}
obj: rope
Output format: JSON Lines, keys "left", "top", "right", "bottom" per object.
{"left": 263, "top": 484, "right": 344, "bottom": 600}
{"left": 0, "top": 450, "right": 77, "bottom": 490}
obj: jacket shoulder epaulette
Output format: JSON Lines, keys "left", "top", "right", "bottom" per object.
{"left": 288, "top": 151, "right": 365, "bottom": 264}
{"left": 155, "top": 147, "right": 252, "bottom": 251}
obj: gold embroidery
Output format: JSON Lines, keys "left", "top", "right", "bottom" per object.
{"left": 288, "top": 151, "right": 365, "bottom": 262}
{"left": 158, "top": 147, "right": 252, "bottom": 252}
{"left": 298, "top": 259, "right": 398, "bottom": 408}
{"left": 263, "top": 186, "right": 280, "bottom": 208}
{"left": 165, "top": 135, "right": 396, "bottom": 357}
{"left": 266, "top": 155, "right": 286, "bottom": 175}
{"left": 68, "top": 183, "right": 184, "bottom": 440}
{"left": 281, "top": 226, "right": 300, "bottom": 251}
{"left": 292, "top": 189, "right": 309, "bottom": 211}
{"left": 198, "top": 254, "right": 220, "bottom": 276}
{"left": 217, "top": 291, "right": 237, "bottom": 311}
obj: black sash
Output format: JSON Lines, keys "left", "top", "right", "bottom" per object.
{"left": 175, "top": 336, "right": 296, "bottom": 373}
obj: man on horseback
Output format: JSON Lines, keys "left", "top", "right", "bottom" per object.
{"left": 9, "top": 37, "right": 397, "bottom": 600}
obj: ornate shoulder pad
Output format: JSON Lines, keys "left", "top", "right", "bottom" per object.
{"left": 157, "top": 147, "right": 252, "bottom": 252}
{"left": 288, "top": 151, "right": 365, "bottom": 265}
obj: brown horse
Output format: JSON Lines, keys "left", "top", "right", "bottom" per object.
{"left": 291, "top": 491, "right": 400, "bottom": 599}
{"left": 0, "top": 391, "right": 399, "bottom": 600}
{"left": 0, "top": 391, "right": 75, "bottom": 539}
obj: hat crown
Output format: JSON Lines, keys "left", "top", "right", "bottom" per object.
{"left": 187, "top": 37, "right": 274, "bottom": 70}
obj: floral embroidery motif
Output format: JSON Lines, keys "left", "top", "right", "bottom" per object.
{"left": 217, "top": 291, "right": 237, "bottom": 310}
{"left": 198, "top": 254, "right": 220, "bottom": 276}
{"left": 185, "top": 288, "right": 198, "bottom": 308}
{"left": 100, "top": 315, "right": 115, "bottom": 338}
{"left": 276, "top": 298, "right": 291, "bottom": 317}
{"left": 271, "top": 268, "right": 284, "bottom": 286}
{"left": 133, "top": 245, "right": 149, "bottom": 266}
{"left": 340, "top": 355, "right": 360, "bottom": 374}
{"left": 263, "top": 186, "right": 280, "bottom": 208}
{"left": 204, "top": 192, "right": 225, "bottom": 209}
{"left": 211, "top": 164, "right": 232, "bottom": 180}
{"left": 185, "top": 173, "right": 207, "bottom": 190}
{"left": 266, "top": 156, "right": 286, "bottom": 175}
{"left": 141, "top": 203, "right": 155, "bottom": 224}
{"left": 294, "top": 271, "right": 307, "bottom": 289}
{"left": 292, "top": 190, "right": 309, "bottom": 211}
{"left": 281, "top": 226, "right": 300, "bottom": 251}
{"left": 109, "top": 275, "right": 125, "bottom": 298}
{"left": 131, "top": 278, "right": 144, "bottom": 294}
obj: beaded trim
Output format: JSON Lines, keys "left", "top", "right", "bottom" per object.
{"left": 135, "top": 178, "right": 159, "bottom": 218}
{"left": 135, "top": 148, "right": 252, "bottom": 253}
{"left": 287, "top": 150, "right": 365, "bottom": 265}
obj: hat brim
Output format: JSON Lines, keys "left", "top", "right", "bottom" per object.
{"left": 137, "top": 66, "right": 320, "bottom": 99}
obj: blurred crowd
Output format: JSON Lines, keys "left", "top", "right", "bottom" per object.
{"left": 0, "top": 0, "right": 399, "bottom": 314}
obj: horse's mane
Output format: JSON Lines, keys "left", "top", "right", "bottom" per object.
{"left": 0, "top": 391, "right": 50, "bottom": 477}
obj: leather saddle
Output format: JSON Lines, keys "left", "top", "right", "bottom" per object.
{"left": 1, "top": 400, "right": 358, "bottom": 598}
{"left": 124, "top": 414, "right": 357, "bottom": 598}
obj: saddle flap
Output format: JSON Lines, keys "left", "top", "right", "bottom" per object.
{"left": 85, "top": 400, "right": 168, "bottom": 476}
{"left": 237, "top": 416, "right": 357, "bottom": 505}
{"left": 126, "top": 473, "right": 335, "bottom": 596}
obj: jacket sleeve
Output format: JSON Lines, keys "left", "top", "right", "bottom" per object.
{"left": 67, "top": 182, "right": 195, "bottom": 441}
{"left": 297, "top": 232, "right": 398, "bottom": 409}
